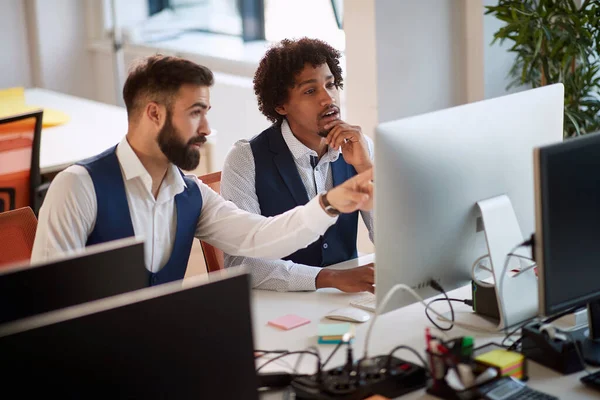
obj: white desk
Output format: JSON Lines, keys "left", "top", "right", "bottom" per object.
{"left": 252, "top": 254, "right": 597, "bottom": 399}
{"left": 26, "top": 88, "right": 215, "bottom": 175}
{"left": 25, "top": 88, "right": 129, "bottom": 174}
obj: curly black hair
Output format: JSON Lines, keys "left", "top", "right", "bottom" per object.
{"left": 253, "top": 37, "right": 344, "bottom": 124}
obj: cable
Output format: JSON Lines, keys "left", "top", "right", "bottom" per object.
{"left": 425, "top": 298, "right": 474, "bottom": 332}
{"left": 255, "top": 349, "right": 288, "bottom": 359}
{"left": 544, "top": 305, "right": 586, "bottom": 325}
{"left": 498, "top": 239, "right": 534, "bottom": 332}
{"left": 426, "top": 281, "right": 455, "bottom": 331}
{"left": 294, "top": 345, "right": 321, "bottom": 374}
{"left": 471, "top": 254, "right": 495, "bottom": 288}
{"left": 500, "top": 317, "right": 540, "bottom": 350}
{"left": 255, "top": 351, "right": 298, "bottom": 373}
{"left": 256, "top": 350, "right": 321, "bottom": 374}
{"left": 321, "top": 341, "right": 345, "bottom": 370}
{"left": 387, "top": 345, "right": 430, "bottom": 372}
{"left": 363, "top": 283, "right": 454, "bottom": 359}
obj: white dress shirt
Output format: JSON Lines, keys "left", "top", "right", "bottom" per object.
{"left": 221, "top": 120, "right": 374, "bottom": 292}
{"left": 31, "top": 137, "right": 338, "bottom": 272}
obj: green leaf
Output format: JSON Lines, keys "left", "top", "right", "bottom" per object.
{"left": 565, "top": 110, "right": 582, "bottom": 136}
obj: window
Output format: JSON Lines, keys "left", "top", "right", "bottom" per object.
{"left": 144, "top": 0, "right": 342, "bottom": 47}
{"left": 100, "top": 0, "right": 345, "bottom": 66}
{"left": 264, "top": 0, "right": 345, "bottom": 50}
{"left": 147, "top": 0, "right": 264, "bottom": 41}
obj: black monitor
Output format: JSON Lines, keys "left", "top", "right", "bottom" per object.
{"left": 0, "top": 237, "right": 148, "bottom": 324}
{"left": 0, "top": 269, "right": 259, "bottom": 399}
{"left": 534, "top": 132, "right": 600, "bottom": 365}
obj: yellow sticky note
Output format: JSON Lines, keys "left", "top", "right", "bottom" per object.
{"left": 475, "top": 349, "right": 524, "bottom": 370}
{"left": 0, "top": 87, "right": 69, "bottom": 127}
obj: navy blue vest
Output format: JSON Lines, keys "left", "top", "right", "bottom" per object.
{"left": 77, "top": 146, "right": 202, "bottom": 286}
{"left": 250, "top": 124, "right": 358, "bottom": 267}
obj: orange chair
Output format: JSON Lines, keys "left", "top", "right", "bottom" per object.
{"left": 0, "top": 206, "right": 38, "bottom": 268}
{"left": 0, "top": 110, "right": 48, "bottom": 214}
{"left": 198, "top": 171, "right": 224, "bottom": 272}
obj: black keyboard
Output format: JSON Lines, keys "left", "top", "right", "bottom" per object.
{"left": 580, "top": 370, "right": 600, "bottom": 392}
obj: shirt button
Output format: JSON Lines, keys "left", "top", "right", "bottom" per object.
{"left": 323, "top": 243, "right": 328, "bottom": 249}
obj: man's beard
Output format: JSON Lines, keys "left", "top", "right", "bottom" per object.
{"left": 317, "top": 128, "right": 331, "bottom": 138}
{"left": 157, "top": 113, "right": 205, "bottom": 171}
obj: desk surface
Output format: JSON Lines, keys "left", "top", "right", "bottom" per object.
{"left": 251, "top": 254, "right": 597, "bottom": 399}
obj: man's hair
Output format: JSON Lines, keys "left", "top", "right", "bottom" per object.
{"left": 253, "top": 38, "right": 344, "bottom": 124}
{"left": 123, "top": 55, "right": 214, "bottom": 120}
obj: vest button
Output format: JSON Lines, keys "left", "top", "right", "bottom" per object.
{"left": 323, "top": 243, "right": 328, "bottom": 249}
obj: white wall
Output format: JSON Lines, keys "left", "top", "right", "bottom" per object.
{"left": 374, "top": 0, "right": 467, "bottom": 123}
{"left": 343, "top": 0, "right": 378, "bottom": 138}
{"left": 0, "top": 0, "right": 32, "bottom": 88}
{"left": 483, "top": 0, "right": 521, "bottom": 99}
{"left": 343, "top": 0, "right": 470, "bottom": 133}
{"left": 26, "top": 0, "right": 95, "bottom": 99}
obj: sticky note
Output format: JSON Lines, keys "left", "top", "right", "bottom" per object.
{"left": 267, "top": 314, "right": 310, "bottom": 330}
{"left": 317, "top": 323, "right": 355, "bottom": 344}
{"left": 0, "top": 87, "right": 70, "bottom": 130}
{"left": 475, "top": 349, "right": 525, "bottom": 379}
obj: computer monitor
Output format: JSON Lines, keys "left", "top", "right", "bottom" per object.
{"left": 0, "top": 268, "right": 259, "bottom": 398}
{"left": 374, "top": 84, "right": 564, "bottom": 323}
{"left": 534, "top": 132, "right": 600, "bottom": 365}
{"left": 0, "top": 236, "right": 148, "bottom": 324}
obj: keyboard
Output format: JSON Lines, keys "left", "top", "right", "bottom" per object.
{"left": 581, "top": 370, "right": 600, "bottom": 393}
{"left": 478, "top": 376, "right": 558, "bottom": 400}
{"left": 349, "top": 292, "right": 376, "bottom": 312}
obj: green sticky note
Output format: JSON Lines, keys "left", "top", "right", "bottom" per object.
{"left": 317, "top": 323, "right": 353, "bottom": 337}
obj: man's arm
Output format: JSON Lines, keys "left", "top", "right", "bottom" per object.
{"left": 31, "top": 166, "right": 97, "bottom": 263}
{"left": 215, "top": 141, "right": 322, "bottom": 291}
{"left": 194, "top": 148, "right": 372, "bottom": 263}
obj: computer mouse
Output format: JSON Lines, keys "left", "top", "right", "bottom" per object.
{"left": 325, "top": 307, "right": 371, "bottom": 323}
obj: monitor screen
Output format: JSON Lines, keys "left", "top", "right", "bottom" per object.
{"left": 0, "top": 237, "right": 148, "bottom": 324}
{"left": 374, "top": 84, "right": 564, "bottom": 316}
{"left": 536, "top": 133, "right": 600, "bottom": 316}
{"left": 0, "top": 270, "right": 259, "bottom": 399}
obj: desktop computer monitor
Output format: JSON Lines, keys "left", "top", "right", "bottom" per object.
{"left": 0, "top": 236, "right": 148, "bottom": 324}
{"left": 374, "top": 84, "right": 564, "bottom": 320}
{"left": 534, "top": 132, "right": 600, "bottom": 364}
{"left": 0, "top": 268, "right": 259, "bottom": 398}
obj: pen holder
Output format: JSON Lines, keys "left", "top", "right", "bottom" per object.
{"left": 425, "top": 350, "right": 499, "bottom": 400}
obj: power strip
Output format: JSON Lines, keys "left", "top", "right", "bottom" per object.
{"left": 290, "top": 355, "right": 428, "bottom": 400}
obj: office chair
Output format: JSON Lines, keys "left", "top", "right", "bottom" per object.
{"left": 198, "top": 171, "right": 224, "bottom": 273}
{"left": 0, "top": 206, "right": 38, "bottom": 268}
{"left": 0, "top": 110, "right": 49, "bottom": 215}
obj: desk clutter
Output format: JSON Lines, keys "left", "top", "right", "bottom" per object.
{"left": 290, "top": 355, "right": 428, "bottom": 399}
{"left": 425, "top": 330, "right": 557, "bottom": 400}
{"left": 257, "top": 326, "right": 567, "bottom": 399}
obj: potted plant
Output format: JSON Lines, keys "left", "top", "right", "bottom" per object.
{"left": 486, "top": 0, "right": 600, "bottom": 137}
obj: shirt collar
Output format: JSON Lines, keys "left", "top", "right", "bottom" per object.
{"left": 280, "top": 120, "right": 340, "bottom": 162}
{"left": 116, "top": 137, "right": 187, "bottom": 196}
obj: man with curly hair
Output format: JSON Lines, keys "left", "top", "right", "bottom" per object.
{"left": 221, "top": 38, "right": 375, "bottom": 293}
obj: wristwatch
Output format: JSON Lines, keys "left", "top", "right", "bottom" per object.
{"left": 320, "top": 192, "right": 340, "bottom": 216}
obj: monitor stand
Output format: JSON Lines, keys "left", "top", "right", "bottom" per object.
{"left": 438, "top": 195, "right": 539, "bottom": 333}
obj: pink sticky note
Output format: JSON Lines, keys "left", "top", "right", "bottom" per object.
{"left": 267, "top": 314, "right": 311, "bottom": 330}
